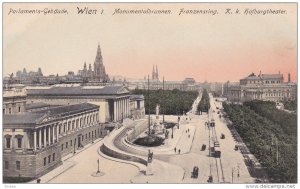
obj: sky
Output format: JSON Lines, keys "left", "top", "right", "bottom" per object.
{"left": 3, "top": 3, "right": 297, "bottom": 83}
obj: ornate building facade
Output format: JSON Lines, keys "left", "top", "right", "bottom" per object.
{"left": 226, "top": 72, "right": 297, "bottom": 103}
{"left": 152, "top": 64, "right": 159, "bottom": 81}
{"left": 3, "top": 103, "right": 102, "bottom": 180}
{"left": 78, "top": 44, "right": 110, "bottom": 82}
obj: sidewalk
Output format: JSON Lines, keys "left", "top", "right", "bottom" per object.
{"left": 29, "top": 137, "right": 104, "bottom": 184}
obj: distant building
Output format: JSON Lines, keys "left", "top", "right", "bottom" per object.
{"left": 77, "top": 44, "right": 110, "bottom": 83}
{"left": 152, "top": 65, "right": 159, "bottom": 81}
{"left": 26, "top": 85, "right": 132, "bottom": 123}
{"left": 130, "top": 95, "right": 145, "bottom": 119}
{"left": 226, "top": 72, "right": 297, "bottom": 102}
{"left": 183, "top": 78, "right": 196, "bottom": 85}
{"left": 3, "top": 85, "right": 27, "bottom": 115}
{"left": 127, "top": 79, "right": 199, "bottom": 91}
{"left": 3, "top": 103, "right": 102, "bottom": 180}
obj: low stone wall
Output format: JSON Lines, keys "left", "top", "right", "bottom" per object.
{"left": 127, "top": 120, "right": 150, "bottom": 142}
{"left": 100, "top": 144, "right": 147, "bottom": 166}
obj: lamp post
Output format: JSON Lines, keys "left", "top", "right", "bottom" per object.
{"left": 163, "top": 76, "right": 165, "bottom": 123}
{"left": 148, "top": 75, "right": 150, "bottom": 136}
{"left": 73, "top": 138, "right": 76, "bottom": 154}
{"left": 232, "top": 167, "right": 235, "bottom": 183}
{"left": 97, "top": 159, "right": 100, "bottom": 174}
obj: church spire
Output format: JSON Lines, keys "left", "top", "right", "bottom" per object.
{"left": 156, "top": 65, "right": 158, "bottom": 79}
{"left": 95, "top": 43, "right": 103, "bottom": 65}
{"left": 152, "top": 65, "right": 155, "bottom": 80}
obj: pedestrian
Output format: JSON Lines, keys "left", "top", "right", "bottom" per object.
{"left": 178, "top": 149, "right": 181, "bottom": 154}
{"left": 188, "top": 134, "right": 190, "bottom": 138}
{"left": 174, "top": 147, "right": 176, "bottom": 153}
{"left": 188, "top": 129, "right": 189, "bottom": 132}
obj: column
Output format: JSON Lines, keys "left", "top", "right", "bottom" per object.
{"left": 122, "top": 98, "right": 126, "bottom": 119}
{"left": 12, "top": 130, "right": 15, "bottom": 150}
{"left": 56, "top": 124, "right": 59, "bottom": 142}
{"left": 52, "top": 125, "right": 55, "bottom": 144}
{"left": 120, "top": 98, "right": 123, "bottom": 120}
{"left": 26, "top": 132, "right": 30, "bottom": 150}
{"left": 126, "top": 98, "right": 129, "bottom": 117}
{"left": 125, "top": 98, "right": 127, "bottom": 117}
{"left": 43, "top": 127, "right": 46, "bottom": 147}
{"left": 127, "top": 98, "right": 130, "bottom": 117}
{"left": 39, "top": 129, "right": 42, "bottom": 148}
{"left": 116, "top": 100, "right": 119, "bottom": 121}
{"left": 114, "top": 100, "right": 117, "bottom": 122}
{"left": 34, "top": 130, "right": 37, "bottom": 151}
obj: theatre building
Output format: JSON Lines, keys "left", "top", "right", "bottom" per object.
{"left": 3, "top": 103, "right": 102, "bottom": 180}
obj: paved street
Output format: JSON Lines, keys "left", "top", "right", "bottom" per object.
{"left": 40, "top": 93, "right": 255, "bottom": 183}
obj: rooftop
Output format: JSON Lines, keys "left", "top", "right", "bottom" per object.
{"left": 25, "top": 102, "right": 57, "bottom": 110}
{"left": 27, "top": 85, "right": 129, "bottom": 96}
{"left": 4, "top": 103, "right": 99, "bottom": 128}
{"left": 242, "top": 73, "right": 283, "bottom": 80}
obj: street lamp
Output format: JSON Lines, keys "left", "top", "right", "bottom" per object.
{"left": 232, "top": 167, "right": 235, "bottom": 183}
{"left": 73, "top": 139, "right": 76, "bottom": 154}
{"left": 97, "top": 159, "right": 100, "bottom": 174}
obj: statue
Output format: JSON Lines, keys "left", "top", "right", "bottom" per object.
{"left": 156, "top": 104, "right": 160, "bottom": 120}
{"left": 156, "top": 104, "right": 160, "bottom": 115}
{"left": 148, "top": 150, "right": 153, "bottom": 163}
{"left": 146, "top": 149, "right": 154, "bottom": 175}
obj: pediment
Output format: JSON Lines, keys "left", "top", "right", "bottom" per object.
{"left": 117, "top": 87, "right": 130, "bottom": 94}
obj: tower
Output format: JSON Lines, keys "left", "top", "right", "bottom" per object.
{"left": 156, "top": 65, "right": 159, "bottom": 80}
{"left": 152, "top": 65, "right": 155, "bottom": 80}
{"left": 93, "top": 43, "right": 109, "bottom": 82}
{"left": 83, "top": 62, "right": 87, "bottom": 71}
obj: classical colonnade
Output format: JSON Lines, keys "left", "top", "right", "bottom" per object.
{"left": 114, "top": 97, "right": 130, "bottom": 122}
{"left": 32, "top": 111, "right": 98, "bottom": 151}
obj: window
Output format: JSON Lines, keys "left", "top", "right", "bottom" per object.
{"left": 70, "top": 140, "right": 72, "bottom": 146}
{"left": 6, "top": 137, "right": 11, "bottom": 148}
{"left": 86, "top": 134, "right": 87, "bottom": 139}
{"left": 48, "top": 155, "right": 51, "bottom": 163}
{"left": 61, "top": 144, "right": 64, "bottom": 151}
{"left": 44, "top": 157, "right": 47, "bottom": 166}
{"left": 16, "top": 161, "right": 20, "bottom": 170}
{"left": 89, "top": 132, "right": 90, "bottom": 138}
{"left": 5, "top": 161, "right": 9, "bottom": 169}
{"left": 82, "top": 135, "right": 84, "bottom": 140}
{"left": 53, "top": 153, "right": 55, "bottom": 161}
{"left": 3, "top": 109, "right": 5, "bottom": 114}
{"left": 66, "top": 142, "right": 68, "bottom": 148}
{"left": 17, "top": 137, "right": 22, "bottom": 148}
{"left": 9, "top": 108, "right": 12, "bottom": 114}
{"left": 18, "top": 106, "right": 21, "bottom": 112}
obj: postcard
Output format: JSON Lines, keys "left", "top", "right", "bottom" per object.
{"left": 2, "top": 2, "right": 297, "bottom": 186}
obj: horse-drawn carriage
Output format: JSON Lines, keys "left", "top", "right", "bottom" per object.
{"left": 191, "top": 166, "right": 199, "bottom": 178}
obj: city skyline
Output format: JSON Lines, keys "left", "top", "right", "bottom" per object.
{"left": 3, "top": 3, "right": 297, "bottom": 82}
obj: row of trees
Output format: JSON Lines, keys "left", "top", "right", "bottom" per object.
{"left": 132, "top": 89, "right": 198, "bottom": 115}
{"left": 282, "top": 100, "right": 297, "bottom": 111}
{"left": 223, "top": 101, "right": 297, "bottom": 183}
{"left": 197, "top": 89, "right": 210, "bottom": 113}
